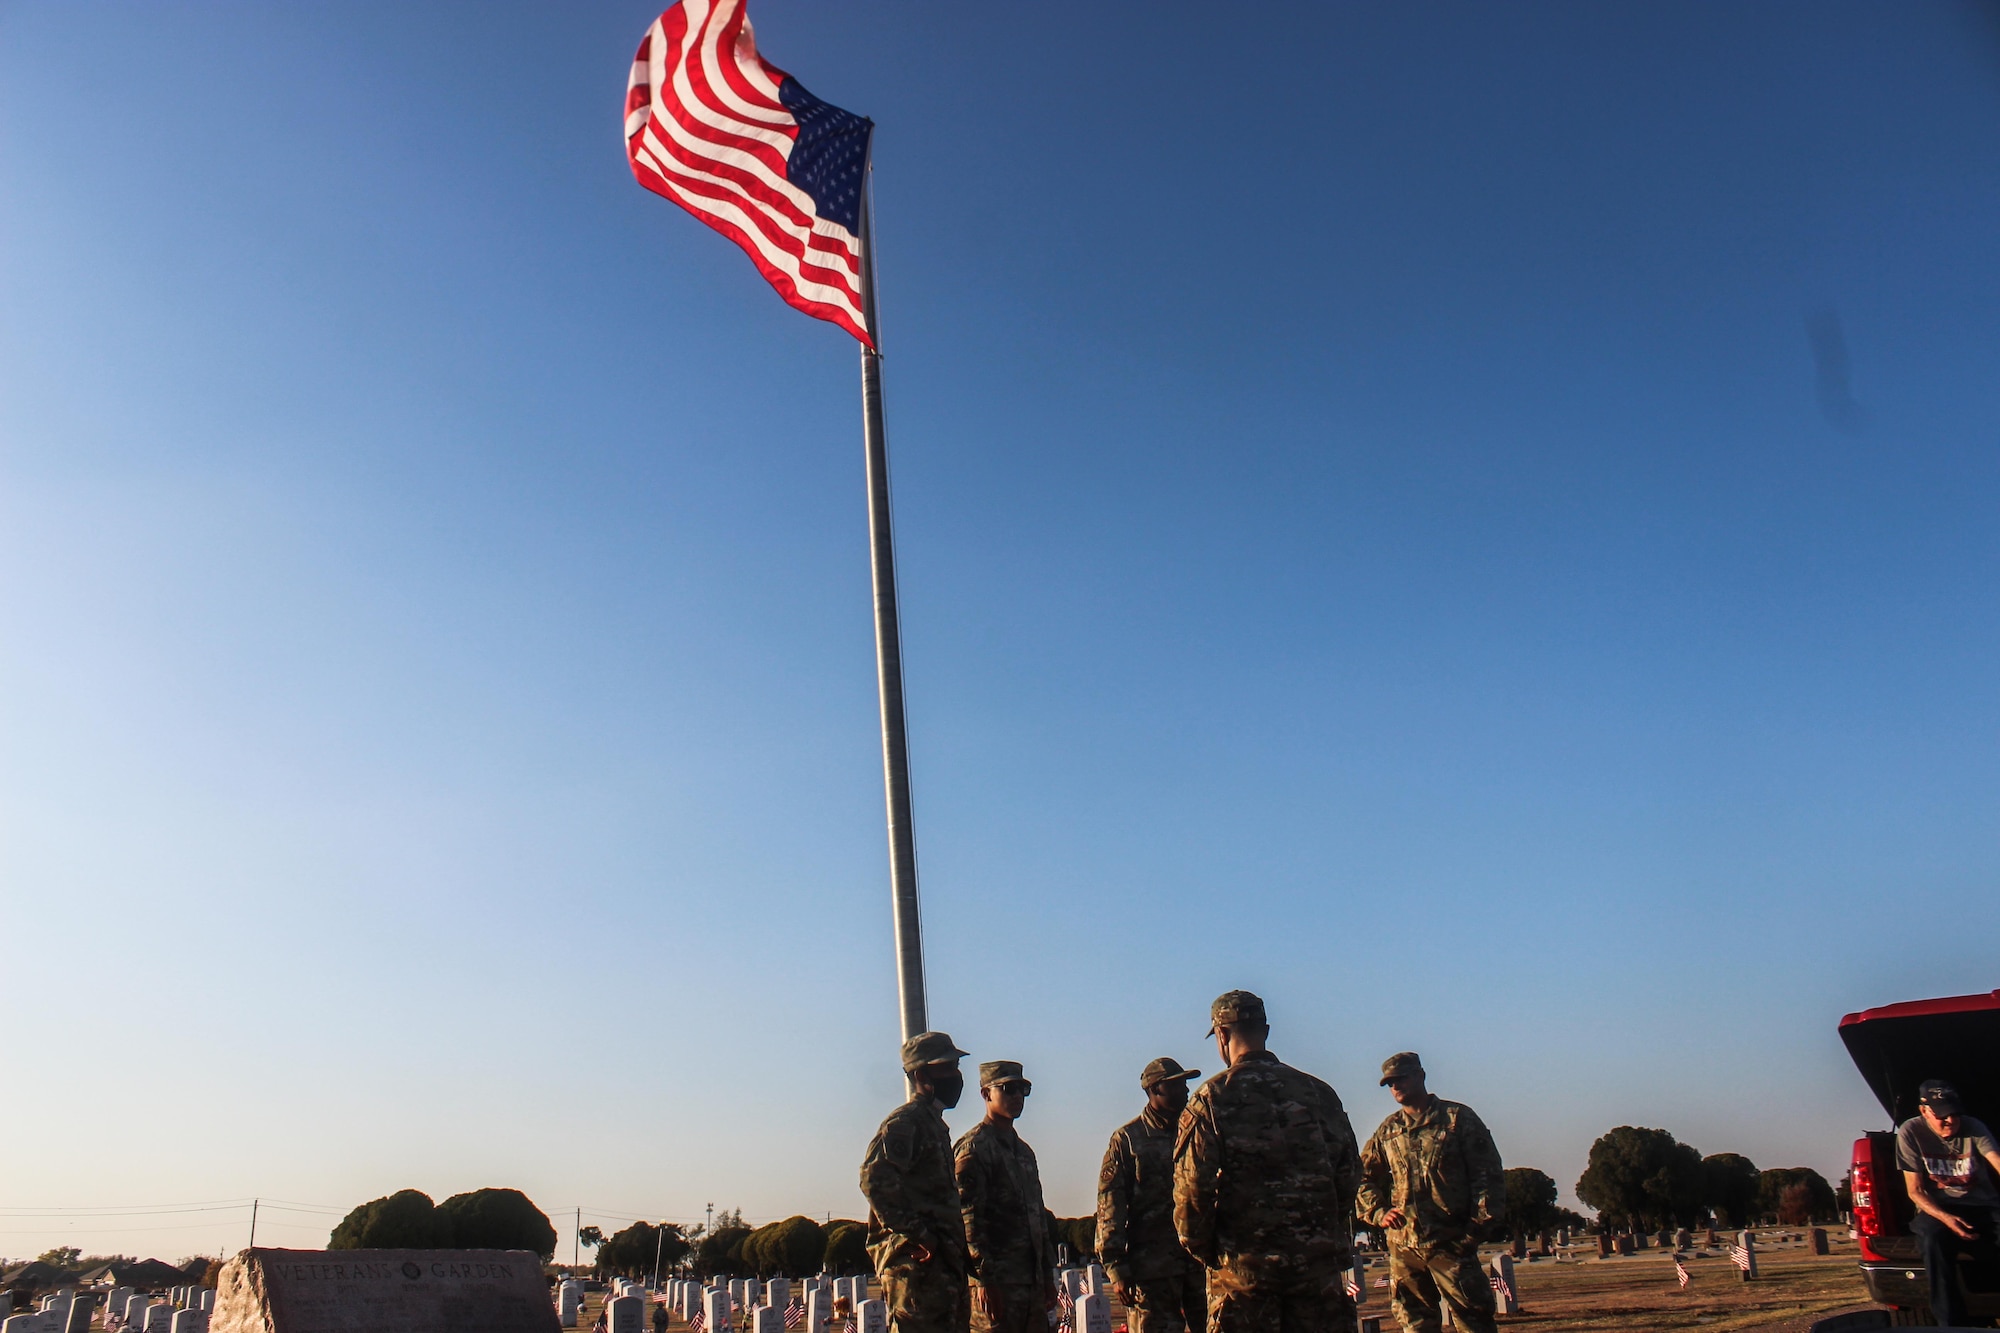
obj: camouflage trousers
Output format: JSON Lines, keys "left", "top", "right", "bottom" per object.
{"left": 969, "top": 1282, "right": 1045, "bottom": 1333}
{"left": 883, "top": 1257, "right": 970, "bottom": 1333}
{"left": 1206, "top": 1259, "right": 1356, "bottom": 1333}
{"left": 1125, "top": 1270, "right": 1207, "bottom": 1333}
{"left": 1386, "top": 1239, "right": 1495, "bottom": 1333}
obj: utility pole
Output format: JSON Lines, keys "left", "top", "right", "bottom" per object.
{"left": 575, "top": 1207, "right": 582, "bottom": 1269}
{"left": 248, "top": 1199, "right": 259, "bottom": 1249}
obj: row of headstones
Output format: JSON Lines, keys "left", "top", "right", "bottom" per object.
{"left": 105, "top": 1290, "right": 211, "bottom": 1333}
{"left": 1, "top": 1291, "right": 209, "bottom": 1333}
{"left": 0, "top": 1290, "right": 90, "bottom": 1333}
{"left": 559, "top": 1275, "right": 884, "bottom": 1333}
{"left": 1053, "top": 1265, "right": 1108, "bottom": 1304}
{"left": 1052, "top": 1269, "right": 1111, "bottom": 1333}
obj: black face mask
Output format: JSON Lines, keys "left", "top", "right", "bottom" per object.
{"left": 926, "top": 1069, "right": 965, "bottom": 1109}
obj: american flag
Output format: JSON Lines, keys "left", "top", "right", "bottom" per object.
{"left": 1728, "top": 1244, "right": 1752, "bottom": 1271}
{"left": 1371, "top": 1277, "right": 1390, "bottom": 1288}
{"left": 784, "top": 1302, "right": 803, "bottom": 1329}
{"left": 626, "top": 0, "right": 875, "bottom": 345}
{"left": 1054, "top": 1288, "right": 1073, "bottom": 1333}
{"left": 690, "top": 1313, "right": 707, "bottom": 1333}
{"left": 1341, "top": 1273, "right": 1361, "bottom": 1300}
{"left": 1674, "top": 1258, "right": 1691, "bottom": 1288}
{"left": 1488, "top": 1274, "right": 1513, "bottom": 1304}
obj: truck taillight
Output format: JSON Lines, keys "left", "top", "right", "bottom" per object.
{"left": 1850, "top": 1137, "right": 1879, "bottom": 1237}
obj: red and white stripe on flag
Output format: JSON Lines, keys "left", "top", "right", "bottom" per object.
{"left": 626, "top": 0, "right": 874, "bottom": 344}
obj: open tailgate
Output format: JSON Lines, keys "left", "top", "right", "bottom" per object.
{"left": 1839, "top": 990, "right": 2000, "bottom": 1124}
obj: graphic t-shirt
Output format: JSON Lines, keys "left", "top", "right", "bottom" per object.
{"left": 1897, "top": 1115, "right": 2000, "bottom": 1207}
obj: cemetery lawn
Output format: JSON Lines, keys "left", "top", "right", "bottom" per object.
{"left": 1468, "top": 1235, "right": 1879, "bottom": 1333}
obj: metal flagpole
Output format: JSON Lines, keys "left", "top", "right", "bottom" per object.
{"left": 855, "top": 161, "right": 928, "bottom": 1044}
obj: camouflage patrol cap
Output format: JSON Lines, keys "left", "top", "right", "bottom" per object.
{"left": 1140, "top": 1057, "right": 1201, "bottom": 1089}
{"left": 1206, "top": 990, "right": 1267, "bottom": 1035}
{"left": 980, "top": 1060, "right": 1030, "bottom": 1090}
{"left": 1379, "top": 1052, "right": 1425, "bottom": 1085}
{"left": 900, "top": 1030, "right": 969, "bottom": 1072}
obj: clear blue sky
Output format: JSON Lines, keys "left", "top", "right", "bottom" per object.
{"left": 3, "top": 1, "right": 1996, "bottom": 1259}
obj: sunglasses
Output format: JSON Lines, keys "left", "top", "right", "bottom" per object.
{"left": 994, "top": 1081, "right": 1032, "bottom": 1096}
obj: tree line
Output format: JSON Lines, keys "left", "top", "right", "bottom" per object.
{"left": 328, "top": 1189, "right": 558, "bottom": 1255}
{"left": 326, "top": 1127, "right": 1840, "bottom": 1282}
{"left": 1572, "top": 1126, "right": 1839, "bottom": 1230}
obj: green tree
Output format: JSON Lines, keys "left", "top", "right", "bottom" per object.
{"left": 329, "top": 1190, "right": 452, "bottom": 1249}
{"left": 596, "top": 1223, "right": 691, "bottom": 1279}
{"left": 437, "top": 1189, "right": 558, "bottom": 1258}
{"left": 1756, "top": 1168, "right": 1837, "bottom": 1225}
{"left": 1049, "top": 1217, "right": 1097, "bottom": 1263}
{"left": 741, "top": 1217, "right": 826, "bottom": 1278}
{"left": 1502, "top": 1168, "right": 1559, "bottom": 1238}
{"left": 1575, "top": 1127, "right": 1705, "bottom": 1230}
{"left": 695, "top": 1225, "right": 752, "bottom": 1277}
{"left": 821, "top": 1221, "right": 869, "bottom": 1276}
{"left": 1700, "top": 1153, "right": 1761, "bottom": 1227}
{"left": 35, "top": 1248, "right": 80, "bottom": 1268}
{"left": 579, "top": 1226, "right": 606, "bottom": 1252}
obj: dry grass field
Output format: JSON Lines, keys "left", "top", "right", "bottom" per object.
{"left": 605, "top": 1231, "right": 1888, "bottom": 1333}
{"left": 1353, "top": 1233, "right": 1882, "bottom": 1333}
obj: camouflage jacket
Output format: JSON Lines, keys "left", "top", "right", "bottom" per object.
{"left": 1172, "top": 1051, "right": 1360, "bottom": 1272}
{"left": 954, "top": 1118, "right": 1057, "bottom": 1287}
{"left": 1355, "top": 1098, "right": 1503, "bottom": 1245}
{"left": 862, "top": 1096, "right": 969, "bottom": 1272}
{"left": 1097, "top": 1106, "right": 1197, "bottom": 1284}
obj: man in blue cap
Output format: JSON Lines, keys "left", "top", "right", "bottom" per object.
{"left": 1898, "top": 1078, "right": 2000, "bottom": 1329}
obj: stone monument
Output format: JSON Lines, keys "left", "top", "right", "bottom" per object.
{"left": 209, "top": 1249, "right": 559, "bottom": 1333}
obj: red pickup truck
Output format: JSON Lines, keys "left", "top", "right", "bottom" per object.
{"left": 1841, "top": 989, "right": 2000, "bottom": 1325}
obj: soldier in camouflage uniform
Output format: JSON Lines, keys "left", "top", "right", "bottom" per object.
{"left": 863, "top": 1031, "right": 973, "bottom": 1333}
{"left": 1098, "top": 1057, "right": 1207, "bottom": 1333}
{"left": 954, "top": 1061, "right": 1058, "bottom": 1333}
{"left": 1173, "top": 991, "right": 1361, "bottom": 1333}
{"left": 1355, "top": 1053, "right": 1503, "bottom": 1333}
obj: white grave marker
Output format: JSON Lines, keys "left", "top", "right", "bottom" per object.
{"left": 608, "top": 1295, "right": 644, "bottom": 1333}
{"left": 752, "top": 1308, "right": 782, "bottom": 1333}
{"left": 169, "top": 1312, "right": 206, "bottom": 1333}
{"left": 1076, "top": 1293, "right": 1111, "bottom": 1333}
{"left": 764, "top": 1280, "right": 789, "bottom": 1312}
{"left": 858, "top": 1299, "right": 888, "bottom": 1333}
{"left": 705, "top": 1286, "right": 731, "bottom": 1333}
